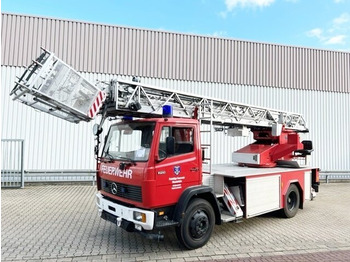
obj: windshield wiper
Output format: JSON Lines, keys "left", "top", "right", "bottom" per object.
{"left": 115, "top": 156, "right": 136, "bottom": 165}
{"left": 98, "top": 152, "right": 116, "bottom": 163}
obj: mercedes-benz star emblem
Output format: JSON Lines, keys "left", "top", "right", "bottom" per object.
{"left": 111, "top": 183, "right": 118, "bottom": 195}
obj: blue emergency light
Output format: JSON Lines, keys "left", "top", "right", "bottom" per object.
{"left": 122, "top": 116, "right": 133, "bottom": 121}
{"left": 162, "top": 105, "right": 173, "bottom": 117}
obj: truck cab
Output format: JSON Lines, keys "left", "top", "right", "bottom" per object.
{"left": 96, "top": 117, "right": 207, "bottom": 237}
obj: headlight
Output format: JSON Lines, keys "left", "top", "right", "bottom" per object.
{"left": 133, "top": 211, "right": 146, "bottom": 223}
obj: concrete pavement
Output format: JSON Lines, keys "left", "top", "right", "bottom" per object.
{"left": 2, "top": 183, "right": 350, "bottom": 261}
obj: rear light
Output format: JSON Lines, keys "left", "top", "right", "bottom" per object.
{"left": 315, "top": 169, "right": 320, "bottom": 183}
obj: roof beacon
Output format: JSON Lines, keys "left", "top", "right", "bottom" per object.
{"left": 162, "top": 105, "right": 173, "bottom": 118}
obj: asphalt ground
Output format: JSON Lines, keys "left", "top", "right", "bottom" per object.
{"left": 1, "top": 183, "right": 350, "bottom": 262}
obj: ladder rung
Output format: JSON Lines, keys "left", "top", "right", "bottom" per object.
{"left": 202, "top": 171, "right": 211, "bottom": 174}
{"left": 32, "top": 59, "right": 44, "bottom": 67}
{"left": 201, "top": 144, "right": 211, "bottom": 147}
{"left": 12, "top": 88, "right": 29, "bottom": 100}
{"left": 203, "top": 158, "right": 211, "bottom": 161}
{"left": 200, "top": 130, "right": 211, "bottom": 133}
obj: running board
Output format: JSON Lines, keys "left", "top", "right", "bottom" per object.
{"left": 221, "top": 211, "right": 243, "bottom": 223}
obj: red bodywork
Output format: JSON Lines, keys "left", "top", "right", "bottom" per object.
{"left": 245, "top": 167, "right": 319, "bottom": 213}
{"left": 97, "top": 118, "right": 202, "bottom": 209}
{"left": 235, "top": 128, "right": 304, "bottom": 167}
{"left": 96, "top": 117, "right": 318, "bottom": 214}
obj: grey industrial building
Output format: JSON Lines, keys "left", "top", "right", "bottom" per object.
{"left": 1, "top": 13, "right": 349, "bottom": 180}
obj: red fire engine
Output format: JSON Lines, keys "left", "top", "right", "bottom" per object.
{"left": 11, "top": 49, "right": 319, "bottom": 249}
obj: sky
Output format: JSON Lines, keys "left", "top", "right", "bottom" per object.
{"left": 1, "top": 0, "right": 350, "bottom": 52}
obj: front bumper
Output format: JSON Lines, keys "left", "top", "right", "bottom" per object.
{"left": 96, "top": 192, "right": 155, "bottom": 230}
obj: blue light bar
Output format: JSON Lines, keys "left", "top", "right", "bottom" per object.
{"left": 162, "top": 105, "right": 173, "bottom": 117}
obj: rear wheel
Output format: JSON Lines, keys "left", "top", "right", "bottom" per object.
{"left": 175, "top": 198, "right": 215, "bottom": 249}
{"left": 281, "top": 184, "right": 300, "bottom": 218}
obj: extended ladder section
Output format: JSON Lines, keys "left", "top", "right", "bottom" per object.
{"left": 10, "top": 49, "right": 313, "bottom": 169}
{"left": 11, "top": 49, "right": 308, "bottom": 133}
{"left": 109, "top": 79, "right": 308, "bottom": 132}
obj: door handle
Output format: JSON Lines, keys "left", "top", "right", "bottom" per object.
{"left": 190, "top": 167, "right": 199, "bottom": 172}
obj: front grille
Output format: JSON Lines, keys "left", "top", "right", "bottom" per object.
{"left": 101, "top": 179, "right": 142, "bottom": 202}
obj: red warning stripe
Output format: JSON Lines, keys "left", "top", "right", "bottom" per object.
{"left": 88, "top": 91, "right": 106, "bottom": 118}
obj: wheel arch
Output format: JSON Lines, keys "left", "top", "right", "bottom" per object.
{"left": 173, "top": 185, "right": 221, "bottom": 225}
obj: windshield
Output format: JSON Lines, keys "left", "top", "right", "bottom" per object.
{"left": 103, "top": 122, "right": 155, "bottom": 162}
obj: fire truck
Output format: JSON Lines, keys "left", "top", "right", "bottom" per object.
{"left": 11, "top": 49, "right": 319, "bottom": 249}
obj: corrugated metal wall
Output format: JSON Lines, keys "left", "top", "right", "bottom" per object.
{"left": 2, "top": 13, "right": 349, "bottom": 93}
{"left": 2, "top": 66, "right": 349, "bottom": 171}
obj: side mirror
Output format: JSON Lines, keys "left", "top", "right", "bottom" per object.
{"left": 166, "top": 136, "right": 175, "bottom": 155}
{"left": 93, "top": 124, "right": 103, "bottom": 136}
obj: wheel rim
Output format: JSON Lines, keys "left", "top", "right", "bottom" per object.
{"left": 189, "top": 210, "right": 209, "bottom": 239}
{"left": 287, "top": 191, "right": 297, "bottom": 210}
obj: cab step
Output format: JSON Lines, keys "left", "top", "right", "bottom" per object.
{"left": 221, "top": 211, "right": 243, "bottom": 223}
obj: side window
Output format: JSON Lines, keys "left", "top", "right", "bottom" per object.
{"left": 158, "top": 126, "right": 194, "bottom": 157}
{"left": 159, "top": 127, "right": 170, "bottom": 157}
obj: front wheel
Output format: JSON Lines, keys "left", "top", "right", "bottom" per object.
{"left": 175, "top": 198, "right": 215, "bottom": 249}
{"left": 281, "top": 184, "right": 300, "bottom": 218}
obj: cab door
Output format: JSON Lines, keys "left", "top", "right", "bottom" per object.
{"left": 154, "top": 124, "right": 201, "bottom": 207}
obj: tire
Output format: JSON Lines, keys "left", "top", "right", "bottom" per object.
{"left": 175, "top": 198, "right": 215, "bottom": 249}
{"left": 281, "top": 184, "right": 300, "bottom": 218}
